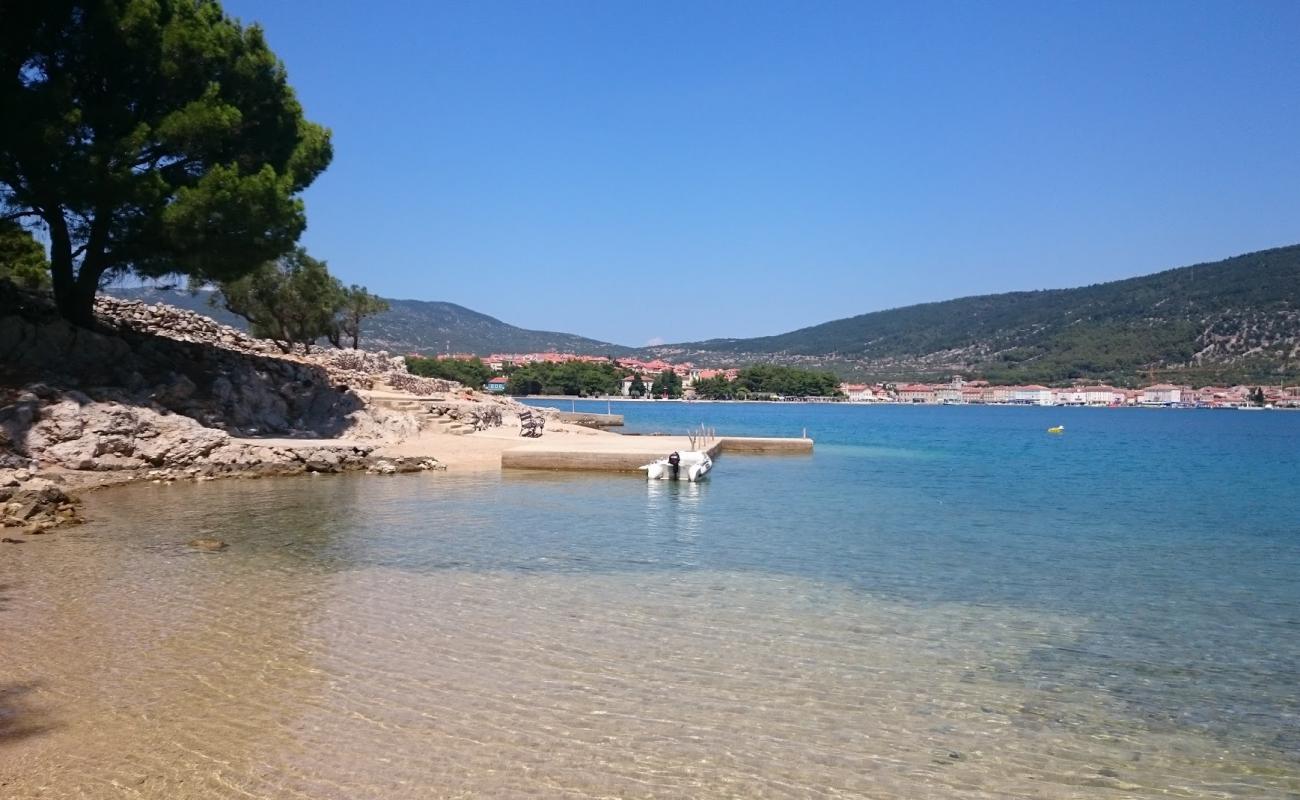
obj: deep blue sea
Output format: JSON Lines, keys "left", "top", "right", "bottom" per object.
{"left": 5, "top": 401, "right": 1299, "bottom": 797}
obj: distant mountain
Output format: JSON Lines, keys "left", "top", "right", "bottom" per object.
{"left": 105, "top": 287, "right": 631, "bottom": 357}
{"left": 650, "top": 245, "right": 1300, "bottom": 385}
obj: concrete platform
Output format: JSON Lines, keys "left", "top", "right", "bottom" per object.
{"left": 553, "top": 411, "right": 625, "bottom": 428}
{"left": 500, "top": 435, "right": 812, "bottom": 472}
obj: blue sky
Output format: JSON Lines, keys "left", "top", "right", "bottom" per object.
{"left": 222, "top": 0, "right": 1300, "bottom": 346}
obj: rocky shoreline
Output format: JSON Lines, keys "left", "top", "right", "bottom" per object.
{"left": 0, "top": 283, "right": 539, "bottom": 539}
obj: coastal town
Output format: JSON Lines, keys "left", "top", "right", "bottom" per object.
{"left": 437, "top": 350, "right": 1300, "bottom": 408}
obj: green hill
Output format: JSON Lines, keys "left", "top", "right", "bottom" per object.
{"left": 655, "top": 245, "right": 1300, "bottom": 386}
{"left": 106, "top": 287, "right": 631, "bottom": 357}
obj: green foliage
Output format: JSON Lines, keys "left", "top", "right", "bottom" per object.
{"left": 506, "top": 361, "right": 626, "bottom": 396}
{"left": 0, "top": 0, "right": 332, "bottom": 325}
{"left": 692, "top": 367, "right": 841, "bottom": 398}
{"left": 407, "top": 356, "right": 493, "bottom": 389}
{"left": 691, "top": 376, "right": 735, "bottom": 399}
{"left": 651, "top": 370, "right": 684, "bottom": 398}
{"left": 1250, "top": 386, "right": 1267, "bottom": 406}
{"left": 735, "top": 365, "right": 841, "bottom": 397}
{"left": 673, "top": 245, "right": 1300, "bottom": 385}
{"left": 217, "top": 248, "right": 343, "bottom": 353}
{"left": 0, "top": 221, "right": 49, "bottom": 290}
{"left": 628, "top": 374, "right": 647, "bottom": 398}
{"left": 332, "top": 285, "right": 389, "bottom": 349}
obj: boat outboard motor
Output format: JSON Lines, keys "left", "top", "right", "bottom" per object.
{"left": 667, "top": 451, "right": 681, "bottom": 480}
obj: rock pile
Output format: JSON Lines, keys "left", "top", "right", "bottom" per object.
{"left": 94, "top": 294, "right": 288, "bottom": 356}
{"left": 93, "top": 295, "right": 459, "bottom": 396}
{"left": 1, "top": 284, "right": 434, "bottom": 439}
{"left": 310, "top": 348, "right": 455, "bottom": 395}
{"left": 1, "top": 470, "right": 81, "bottom": 534}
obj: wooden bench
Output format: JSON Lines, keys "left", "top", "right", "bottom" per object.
{"left": 518, "top": 409, "right": 546, "bottom": 437}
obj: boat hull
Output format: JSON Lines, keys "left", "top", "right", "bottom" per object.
{"left": 642, "top": 451, "right": 713, "bottom": 481}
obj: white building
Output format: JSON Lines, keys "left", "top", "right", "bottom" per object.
{"left": 1080, "top": 386, "right": 1123, "bottom": 406}
{"left": 1140, "top": 384, "right": 1184, "bottom": 405}
{"left": 1055, "top": 388, "right": 1086, "bottom": 405}
{"left": 1057, "top": 386, "right": 1122, "bottom": 405}
{"left": 841, "top": 383, "right": 875, "bottom": 402}
{"left": 1012, "top": 385, "right": 1055, "bottom": 405}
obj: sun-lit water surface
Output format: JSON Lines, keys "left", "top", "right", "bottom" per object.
{"left": 3, "top": 403, "right": 1299, "bottom": 798}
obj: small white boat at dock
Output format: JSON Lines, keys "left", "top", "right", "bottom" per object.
{"left": 641, "top": 450, "right": 713, "bottom": 481}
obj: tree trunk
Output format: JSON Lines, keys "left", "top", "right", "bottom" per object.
{"left": 46, "top": 213, "right": 99, "bottom": 328}
{"left": 52, "top": 279, "right": 99, "bottom": 329}
{"left": 350, "top": 327, "right": 359, "bottom": 349}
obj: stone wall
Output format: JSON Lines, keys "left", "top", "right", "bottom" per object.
{"left": 0, "top": 283, "right": 450, "bottom": 438}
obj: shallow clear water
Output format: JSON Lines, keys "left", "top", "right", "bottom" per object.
{"left": 3, "top": 403, "right": 1299, "bottom": 797}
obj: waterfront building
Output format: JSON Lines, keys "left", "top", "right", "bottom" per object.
{"left": 1011, "top": 385, "right": 1055, "bottom": 405}
{"left": 841, "top": 384, "right": 875, "bottom": 402}
{"left": 1065, "top": 385, "right": 1124, "bottom": 405}
{"left": 1140, "top": 384, "right": 1185, "bottom": 405}
{"left": 981, "top": 385, "right": 1013, "bottom": 404}
{"left": 897, "top": 383, "right": 937, "bottom": 403}
{"left": 620, "top": 374, "right": 647, "bottom": 396}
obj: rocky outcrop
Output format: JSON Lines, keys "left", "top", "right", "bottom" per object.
{"left": 0, "top": 384, "right": 446, "bottom": 478}
{"left": 0, "top": 283, "right": 517, "bottom": 534}
{"left": 0, "top": 283, "right": 456, "bottom": 440}
{"left": 1, "top": 471, "right": 82, "bottom": 533}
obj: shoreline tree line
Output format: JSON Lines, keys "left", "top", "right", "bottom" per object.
{"left": 406, "top": 357, "right": 844, "bottom": 398}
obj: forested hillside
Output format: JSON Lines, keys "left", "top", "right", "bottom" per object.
{"left": 654, "top": 245, "right": 1300, "bottom": 385}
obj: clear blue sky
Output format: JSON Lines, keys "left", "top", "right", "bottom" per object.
{"left": 223, "top": 0, "right": 1300, "bottom": 346}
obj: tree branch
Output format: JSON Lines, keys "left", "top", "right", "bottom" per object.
{"left": 0, "top": 209, "right": 44, "bottom": 222}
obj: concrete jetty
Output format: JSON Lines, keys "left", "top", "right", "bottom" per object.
{"left": 553, "top": 411, "right": 624, "bottom": 428}
{"left": 501, "top": 434, "right": 812, "bottom": 472}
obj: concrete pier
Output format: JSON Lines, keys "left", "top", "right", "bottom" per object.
{"left": 500, "top": 435, "right": 812, "bottom": 473}
{"left": 553, "top": 411, "right": 625, "bottom": 428}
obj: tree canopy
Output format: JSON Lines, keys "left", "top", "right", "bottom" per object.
{"left": 0, "top": 220, "right": 50, "bottom": 290}
{"left": 506, "top": 361, "right": 626, "bottom": 397}
{"left": 0, "top": 0, "right": 331, "bottom": 326}
{"left": 331, "top": 285, "right": 389, "bottom": 349}
{"left": 217, "top": 248, "right": 342, "bottom": 353}
{"left": 406, "top": 356, "right": 493, "bottom": 389}
{"left": 651, "top": 370, "right": 683, "bottom": 398}
{"left": 693, "top": 366, "right": 841, "bottom": 399}
{"left": 628, "top": 374, "right": 646, "bottom": 398}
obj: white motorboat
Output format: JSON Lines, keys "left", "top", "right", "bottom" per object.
{"left": 641, "top": 450, "right": 713, "bottom": 481}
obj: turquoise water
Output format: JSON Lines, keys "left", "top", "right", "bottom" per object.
{"left": 4, "top": 402, "right": 1299, "bottom": 797}
{"left": 524, "top": 402, "right": 1300, "bottom": 752}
